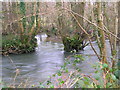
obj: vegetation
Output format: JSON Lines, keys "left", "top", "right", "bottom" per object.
{"left": 2, "top": 34, "right": 37, "bottom": 54}
{"left": 2, "top": 2, "right": 40, "bottom": 55}
{"left": 1, "top": 0, "right": 120, "bottom": 89}
{"left": 62, "top": 34, "right": 88, "bottom": 52}
{"left": 37, "top": 56, "right": 119, "bottom": 88}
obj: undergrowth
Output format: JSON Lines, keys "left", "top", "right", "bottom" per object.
{"left": 37, "top": 54, "right": 119, "bottom": 88}
{"left": 2, "top": 34, "right": 37, "bottom": 55}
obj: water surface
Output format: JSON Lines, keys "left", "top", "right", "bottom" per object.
{"left": 2, "top": 34, "right": 111, "bottom": 87}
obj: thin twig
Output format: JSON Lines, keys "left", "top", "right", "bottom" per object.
{"left": 69, "top": 12, "right": 101, "bottom": 61}
{"left": 62, "top": 7, "right": 120, "bottom": 41}
{"left": 4, "top": 8, "right": 62, "bottom": 32}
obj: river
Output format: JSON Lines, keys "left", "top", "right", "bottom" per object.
{"left": 2, "top": 33, "right": 112, "bottom": 87}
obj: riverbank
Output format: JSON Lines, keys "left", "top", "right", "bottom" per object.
{"left": 2, "top": 34, "right": 37, "bottom": 55}
{"left": 45, "top": 36, "right": 62, "bottom": 43}
{"left": 2, "top": 35, "right": 119, "bottom": 88}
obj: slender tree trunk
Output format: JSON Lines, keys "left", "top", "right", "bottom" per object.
{"left": 111, "top": 3, "right": 118, "bottom": 68}
{"left": 2, "top": 2, "right": 8, "bottom": 34}
{"left": 97, "top": 2, "right": 108, "bottom": 87}
{"left": 97, "top": 2, "right": 107, "bottom": 64}
{"left": 118, "top": 1, "right": 120, "bottom": 70}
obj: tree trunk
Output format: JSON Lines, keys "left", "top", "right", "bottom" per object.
{"left": 2, "top": 2, "right": 8, "bottom": 34}
{"left": 97, "top": 2, "right": 108, "bottom": 87}
{"left": 111, "top": 3, "right": 118, "bottom": 68}
{"left": 97, "top": 2, "right": 107, "bottom": 64}
{"left": 118, "top": 1, "right": 120, "bottom": 70}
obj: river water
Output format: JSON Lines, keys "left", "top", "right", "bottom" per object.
{"left": 2, "top": 33, "right": 112, "bottom": 87}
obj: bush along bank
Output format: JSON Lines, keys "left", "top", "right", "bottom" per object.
{"left": 62, "top": 34, "right": 89, "bottom": 52}
{"left": 2, "top": 34, "right": 37, "bottom": 55}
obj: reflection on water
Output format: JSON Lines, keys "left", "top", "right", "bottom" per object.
{"left": 2, "top": 33, "right": 111, "bottom": 87}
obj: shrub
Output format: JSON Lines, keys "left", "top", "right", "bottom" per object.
{"left": 2, "top": 34, "right": 37, "bottom": 55}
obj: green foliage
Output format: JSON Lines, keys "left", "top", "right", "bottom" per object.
{"left": 112, "top": 50, "right": 117, "bottom": 56}
{"left": 47, "top": 80, "right": 52, "bottom": 85}
{"left": 39, "top": 82, "right": 45, "bottom": 88}
{"left": 102, "top": 63, "right": 108, "bottom": 69}
{"left": 30, "top": 16, "right": 35, "bottom": 27}
{"left": 57, "top": 71, "right": 62, "bottom": 76}
{"left": 1, "top": 2, "right": 39, "bottom": 55}
{"left": 74, "top": 54, "right": 85, "bottom": 61}
{"left": 19, "top": 1, "right": 26, "bottom": 15}
{"left": 62, "top": 34, "right": 87, "bottom": 52}
{"left": 51, "top": 26, "right": 57, "bottom": 35}
{"left": 93, "top": 63, "right": 119, "bottom": 88}
{"left": 22, "top": 17, "right": 26, "bottom": 30}
{"left": 38, "top": 57, "right": 119, "bottom": 88}
{"left": 2, "top": 34, "right": 37, "bottom": 55}
{"left": 19, "top": 1, "right": 27, "bottom": 31}
{"left": 50, "top": 85, "right": 54, "bottom": 88}
{"left": 0, "top": 81, "right": 9, "bottom": 89}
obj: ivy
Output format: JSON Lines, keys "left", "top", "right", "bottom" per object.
{"left": 19, "top": 2, "right": 26, "bottom": 15}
